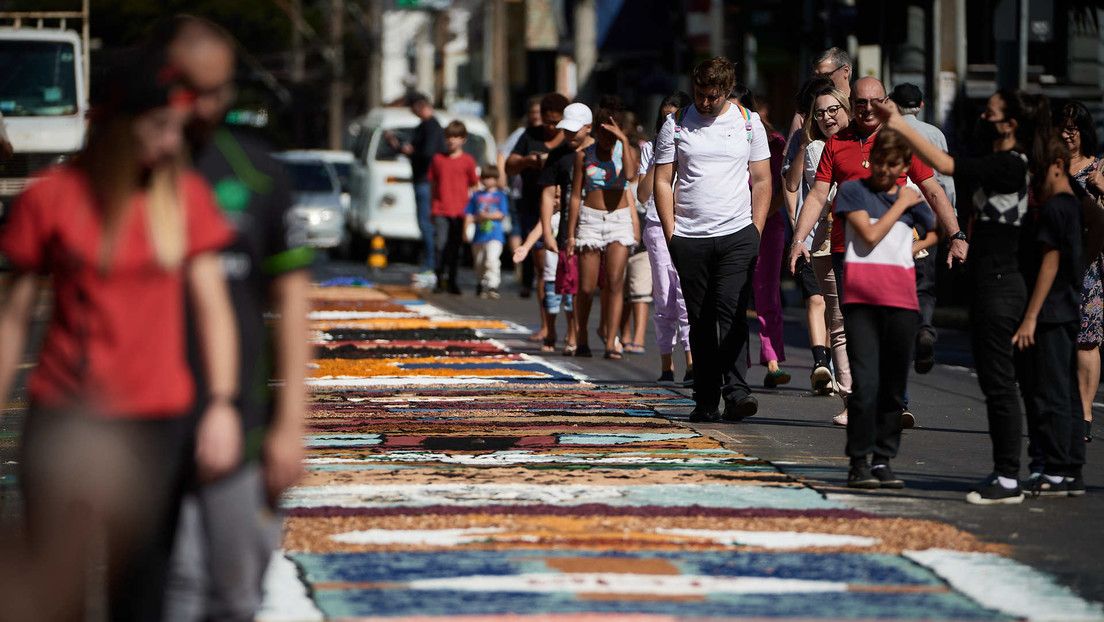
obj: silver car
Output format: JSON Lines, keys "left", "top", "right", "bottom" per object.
{"left": 275, "top": 151, "right": 348, "bottom": 250}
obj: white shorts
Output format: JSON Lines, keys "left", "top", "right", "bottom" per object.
{"left": 575, "top": 206, "right": 635, "bottom": 251}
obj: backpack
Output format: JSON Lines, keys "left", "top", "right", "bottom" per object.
{"left": 671, "top": 102, "right": 754, "bottom": 174}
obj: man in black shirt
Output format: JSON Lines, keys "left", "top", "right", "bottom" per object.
{"left": 166, "top": 17, "right": 313, "bottom": 621}
{"left": 507, "top": 93, "right": 568, "bottom": 341}
{"left": 386, "top": 93, "right": 446, "bottom": 273}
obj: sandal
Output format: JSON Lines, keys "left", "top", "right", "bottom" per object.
{"left": 541, "top": 335, "right": 557, "bottom": 352}
{"left": 527, "top": 331, "right": 547, "bottom": 343}
{"left": 605, "top": 350, "right": 624, "bottom": 360}
{"left": 563, "top": 344, "right": 578, "bottom": 356}
{"left": 832, "top": 412, "right": 848, "bottom": 426}
{"left": 1086, "top": 419, "right": 1093, "bottom": 443}
{"left": 623, "top": 342, "right": 646, "bottom": 354}
{"left": 575, "top": 344, "right": 593, "bottom": 358}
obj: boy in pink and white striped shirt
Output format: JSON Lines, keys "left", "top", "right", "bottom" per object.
{"left": 834, "top": 129, "right": 938, "bottom": 489}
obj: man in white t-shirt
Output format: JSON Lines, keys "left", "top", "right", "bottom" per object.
{"left": 653, "top": 56, "right": 773, "bottom": 423}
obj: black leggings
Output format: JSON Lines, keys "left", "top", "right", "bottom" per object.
{"left": 21, "top": 407, "right": 193, "bottom": 622}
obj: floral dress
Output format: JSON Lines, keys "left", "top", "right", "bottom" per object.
{"left": 1074, "top": 158, "right": 1104, "bottom": 344}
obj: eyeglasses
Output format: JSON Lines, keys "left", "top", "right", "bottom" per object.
{"left": 816, "top": 65, "right": 846, "bottom": 78}
{"left": 813, "top": 104, "right": 844, "bottom": 119}
{"left": 853, "top": 97, "right": 887, "bottom": 109}
{"left": 1062, "top": 126, "right": 1080, "bottom": 137}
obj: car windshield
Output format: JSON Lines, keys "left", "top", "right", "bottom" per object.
{"left": 332, "top": 162, "right": 352, "bottom": 193}
{"left": 284, "top": 161, "right": 336, "bottom": 193}
{"left": 374, "top": 125, "right": 489, "bottom": 167}
{"left": 0, "top": 40, "right": 79, "bottom": 117}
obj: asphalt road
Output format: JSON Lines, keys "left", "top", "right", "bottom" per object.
{"left": 329, "top": 256, "right": 1104, "bottom": 606}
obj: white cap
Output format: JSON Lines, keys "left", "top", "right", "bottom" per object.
{"left": 556, "top": 103, "right": 593, "bottom": 132}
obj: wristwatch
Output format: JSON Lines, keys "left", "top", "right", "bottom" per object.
{"left": 950, "top": 231, "right": 967, "bottom": 242}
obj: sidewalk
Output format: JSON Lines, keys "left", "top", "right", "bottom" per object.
{"left": 264, "top": 279, "right": 1104, "bottom": 621}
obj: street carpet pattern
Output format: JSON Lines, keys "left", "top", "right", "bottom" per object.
{"left": 271, "top": 284, "right": 1104, "bottom": 621}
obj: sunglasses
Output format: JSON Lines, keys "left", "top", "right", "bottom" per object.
{"left": 816, "top": 65, "right": 846, "bottom": 78}
{"left": 853, "top": 97, "right": 887, "bottom": 109}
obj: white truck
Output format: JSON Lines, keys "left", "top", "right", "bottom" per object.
{"left": 0, "top": 11, "right": 89, "bottom": 213}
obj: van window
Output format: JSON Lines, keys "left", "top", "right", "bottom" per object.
{"left": 353, "top": 128, "right": 374, "bottom": 161}
{"left": 375, "top": 128, "right": 413, "bottom": 161}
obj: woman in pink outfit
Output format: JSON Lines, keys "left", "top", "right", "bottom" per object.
{"left": 734, "top": 88, "right": 790, "bottom": 388}
{"left": 638, "top": 92, "right": 694, "bottom": 384}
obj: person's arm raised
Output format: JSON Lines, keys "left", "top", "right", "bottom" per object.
{"left": 873, "top": 102, "right": 955, "bottom": 176}
{"left": 843, "top": 186, "right": 923, "bottom": 247}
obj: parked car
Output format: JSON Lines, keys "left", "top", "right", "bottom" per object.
{"left": 274, "top": 151, "right": 347, "bottom": 251}
{"left": 345, "top": 108, "right": 497, "bottom": 256}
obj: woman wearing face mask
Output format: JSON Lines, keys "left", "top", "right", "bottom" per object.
{"left": 875, "top": 89, "right": 1055, "bottom": 505}
{"left": 1057, "top": 101, "right": 1104, "bottom": 445}
{"left": 0, "top": 49, "right": 239, "bottom": 619}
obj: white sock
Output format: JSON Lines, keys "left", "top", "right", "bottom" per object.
{"left": 997, "top": 476, "right": 1018, "bottom": 489}
{"left": 1045, "top": 474, "right": 1064, "bottom": 484}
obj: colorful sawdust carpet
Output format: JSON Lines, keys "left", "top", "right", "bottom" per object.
{"left": 265, "top": 285, "right": 1103, "bottom": 621}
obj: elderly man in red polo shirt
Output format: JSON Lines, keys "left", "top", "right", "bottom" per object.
{"left": 787, "top": 76, "right": 966, "bottom": 426}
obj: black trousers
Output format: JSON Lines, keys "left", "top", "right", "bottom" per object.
{"left": 1016, "top": 321, "right": 1088, "bottom": 477}
{"left": 433, "top": 215, "right": 465, "bottom": 286}
{"left": 969, "top": 267, "right": 1028, "bottom": 479}
{"left": 21, "top": 407, "right": 193, "bottom": 622}
{"left": 669, "top": 226, "right": 760, "bottom": 408}
{"left": 843, "top": 304, "right": 917, "bottom": 463}
{"left": 915, "top": 250, "right": 938, "bottom": 342}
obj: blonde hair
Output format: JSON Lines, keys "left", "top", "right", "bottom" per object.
{"left": 81, "top": 114, "right": 186, "bottom": 272}
{"left": 803, "top": 87, "right": 851, "bottom": 143}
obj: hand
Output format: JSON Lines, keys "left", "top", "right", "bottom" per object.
{"left": 1090, "top": 162, "right": 1104, "bottom": 194}
{"left": 788, "top": 242, "right": 810, "bottom": 275}
{"left": 1012, "top": 317, "right": 1037, "bottom": 351}
{"left": 262, "top": 424, "right": 305, "bottom": 508}
{"left": 871, "top": 99, "right": 901, "bottom": 125}
{"left": 601, "top": 116, "right": 628, "bottom": 143}
{"left": 512, "top": 245, "right": 530, "bottom": 264}
{"left": 947, "top": 238, "right": 969, "bottom": 268}
{"left": 194, "top": 399, "right": 242, "bottom": 483}
{"left": 565, "top": 237, "right": 576, "bottom": 257}
{"left": 896, "top": 186, "right": 923, "bottom": 208}
{"left": 542, "top": 236, "right": 559, "bottom": 255}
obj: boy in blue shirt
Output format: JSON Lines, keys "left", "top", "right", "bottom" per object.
{"left": 464, "top": 169, "right": 509, "bottom": 298}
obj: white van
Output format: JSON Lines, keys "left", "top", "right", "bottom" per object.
{"left": 346, "top": 108, "right": 496, "bottom": 251}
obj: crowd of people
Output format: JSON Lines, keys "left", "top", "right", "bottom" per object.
{"left": 0, "top": 13, "right": 1101, "bottom": 619}
{"left": 418, "top": 48, "right": 1100, "bottom": 506}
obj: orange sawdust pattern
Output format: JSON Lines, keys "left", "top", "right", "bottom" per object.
{"left": 311, "top": 359, "right": 545, "bottom": 379}
{"left": 282, "top": 514, "right": 1006, "bottom": 556}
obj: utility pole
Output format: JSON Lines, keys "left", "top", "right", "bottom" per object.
{"left": 432, "top": 10, "right": 448, "bottom": 107}
{"left": 574, "top": 0, "right": 596, "bottom": 102}
{"left": 291, "top": 0, "right": 305, "bottom": 83}
{"left": 489, "top": 0, "right": 508, "bottom": 143}
{"left": 366, "top": 0, "right": 382, "bottom": 111}
{"left": 329, "top": 0, "right": 344, "bottom": 150}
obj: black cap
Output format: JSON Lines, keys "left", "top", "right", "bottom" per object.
{"left": 889, "top": 83, "right": 924, "bottom": 108}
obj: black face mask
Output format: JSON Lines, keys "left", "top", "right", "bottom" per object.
{"left": 973, "top": 117, "right": 1002, "bottom": 146}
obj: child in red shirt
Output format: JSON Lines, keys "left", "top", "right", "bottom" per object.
{"left": 429, "top": 120, "right": 479, "bottom": 294}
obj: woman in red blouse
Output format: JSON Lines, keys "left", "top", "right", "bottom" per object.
{"left": 0, "top": 49, "right": 239, "bottom": 620}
